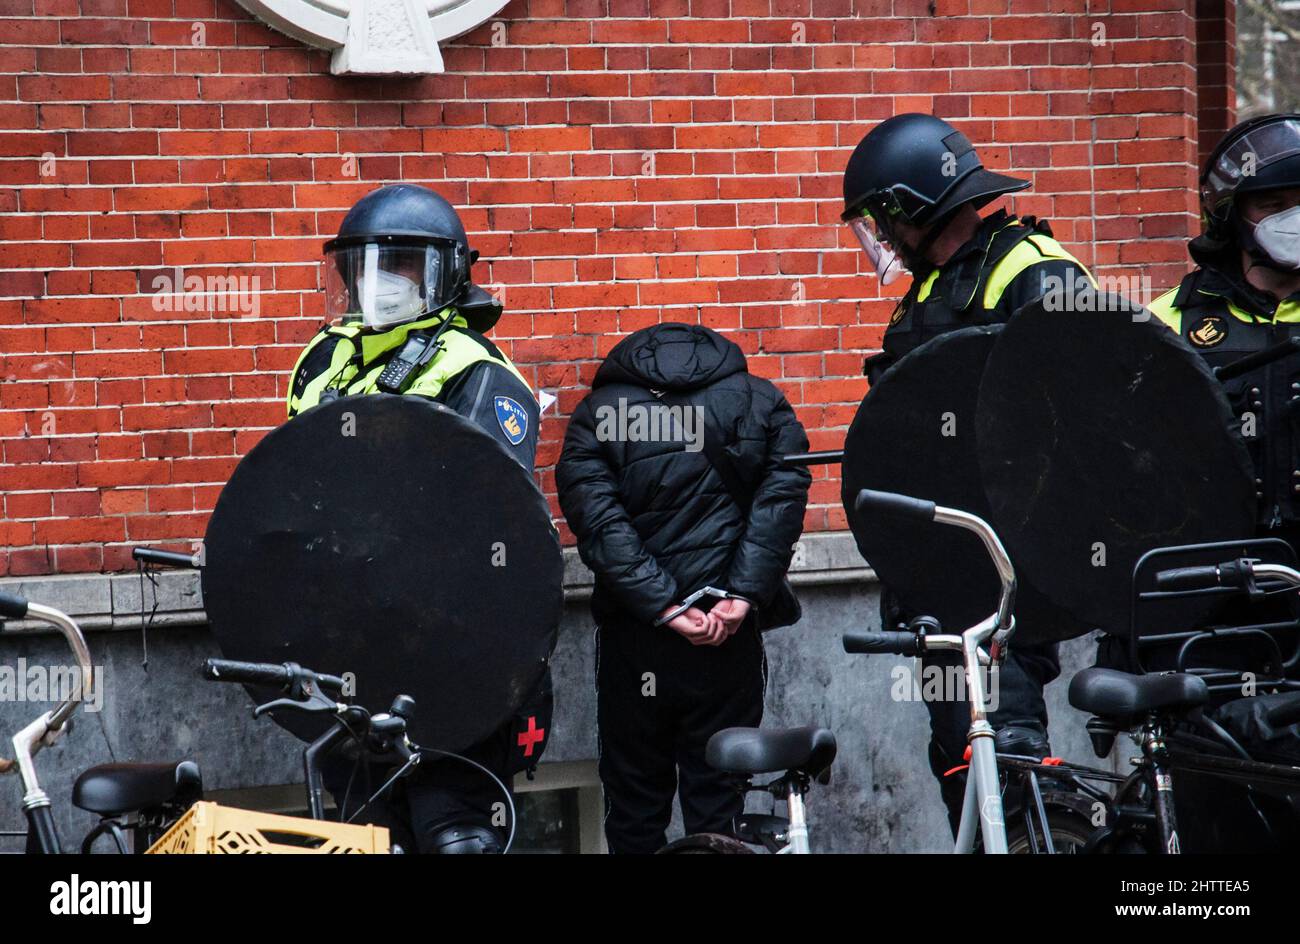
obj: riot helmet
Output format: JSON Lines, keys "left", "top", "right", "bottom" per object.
{"left": 841, "top": 113, "right": 1030, "bottom": 281}
{"left": 324, "top": 184, "right": 496, "bottom": 330}
{"left": 1200, "top": 114, "right": 1300, "bottom": 272}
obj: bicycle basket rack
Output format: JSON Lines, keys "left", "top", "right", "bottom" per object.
{"left": 145, "top": 802, "right": 390, "bottom": 854}
{"left": 1130, "top": 538, "right": 1300, "bottom": 696}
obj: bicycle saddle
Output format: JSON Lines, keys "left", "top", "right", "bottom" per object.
{"left": 72, "top": 761, "right": 202, "bottom": 817}
{"left": 706, "top": 726, "right": 837, "bottom": 779}
{"left": 1069, "top": 668, "right": 1208, "bottom": 721}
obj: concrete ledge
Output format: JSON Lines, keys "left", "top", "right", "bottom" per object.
{"left": 0, "top": 569, "right": 204, "bottom": 634}
{"left": 0, "top": 531, "right": 877, "bottom": 633}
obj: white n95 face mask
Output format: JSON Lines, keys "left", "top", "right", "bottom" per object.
{"left": 357, "top": 268, "right": 425, "bottom": 329}
{"left": 1251, "top": 205, "right": 1300, "bottom": 271}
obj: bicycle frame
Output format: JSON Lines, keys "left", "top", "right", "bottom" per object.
{"left": 776, "top": 773, "right": 811, "bottom": 854}
{"left": 740, "top": 776, "right": 812, "bottom": 854}
{"left": 943, "top": 614, "right": 1008, "bottom": 854}
{"left": 848, "top": 492, "right": 1017, "bottom": 854}
{"left": 655, "top": 769, "right": 815, "bottom": 854}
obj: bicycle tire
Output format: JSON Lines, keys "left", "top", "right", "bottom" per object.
{"left": 656, "top": 833, "right": 757, "bottom": 854}
{"left": 1005, "top": 809, "right": 1098, "bottom": 854}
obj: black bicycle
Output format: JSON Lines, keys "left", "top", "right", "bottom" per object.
{"left": 1, "top": 559, "right": 515, "bottom": 853}
{"left": 996, "top": 552, "right": 1300, "bottom": 854}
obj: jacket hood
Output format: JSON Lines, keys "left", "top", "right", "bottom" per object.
{"left": 594, "top": 323, "right": 748, "bottom": 392}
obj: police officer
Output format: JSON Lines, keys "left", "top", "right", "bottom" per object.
{"left": 841, "top": 113, "right": 1097, "bottom": 830}
{"left": 1148, "top": 114, "right": 1300, "bottom": 544}
{"left": 290, "top": 183, "right": 548, "bottom": 853}
{"left": 290, "top": 183, "right": 538, "bottom": 469}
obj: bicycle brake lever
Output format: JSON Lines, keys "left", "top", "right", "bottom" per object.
{"left": 990, "top": 617, "right": 1016, "bottom": 663}
{"left": 253, "top": 690, "right": 339, "bottom": 719}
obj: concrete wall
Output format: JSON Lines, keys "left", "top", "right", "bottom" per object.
{"left": 0, "top": 531, "right": 1100, "bottom": 853}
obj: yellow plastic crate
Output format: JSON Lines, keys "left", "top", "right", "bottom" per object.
{"left": 146, "top": 801, "right": 390, "bottom": 854}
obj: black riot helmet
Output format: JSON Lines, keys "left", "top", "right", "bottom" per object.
{"left": 323, "top": 184, "right": 502, "bottom": 331}
{"left": 1198, "top": 114, "right": 1300, "bottom": 268}
{"left": 841, "top": 114, "right": 1030, "bottom": 281}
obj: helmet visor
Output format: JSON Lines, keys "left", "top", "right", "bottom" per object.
{"left": 848, "top": 213, "right": 904, "bottom": 285}
{"left": 324, "top": 242, "right": 442, "bottom": 329}
{"left": 1204, "top": 118, "right": 1300, "bottom": 217}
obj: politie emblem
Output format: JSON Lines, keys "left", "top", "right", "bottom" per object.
{"left": 495, "top": 396, "right": 528, "bottom": 446}
{"left": 1188, "top": 315, "right": 1227, "bottom": 348}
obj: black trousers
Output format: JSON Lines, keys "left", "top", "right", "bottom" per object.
{"left": 596, "top": 617, "right": 765, "bottom": 854}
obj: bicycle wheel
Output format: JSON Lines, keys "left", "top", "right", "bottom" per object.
{"left": 656, "top": 833, "right": 757, "bottom": 854}
{"left": 1005, "top": 810, "right": 1098, "bottom": 854}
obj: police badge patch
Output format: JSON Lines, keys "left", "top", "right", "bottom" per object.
{"left": 495, "top": 395, "right": 528, "bottom": 445}
{"left": 1188, "top": 315, "right": 1228, "bottom": 348}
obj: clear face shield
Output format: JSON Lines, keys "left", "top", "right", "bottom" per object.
{"left": 847, "top": 210, "right": 905, "bottom": 285}
{"left": 324, "top": 242, "right": 443, "bottom": 329}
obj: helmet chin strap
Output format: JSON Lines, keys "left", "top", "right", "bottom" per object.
{"left": 892, "top": 206, "right": 963, "bottom": 276}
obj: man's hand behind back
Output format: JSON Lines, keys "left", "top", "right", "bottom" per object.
{"left": 661, "top": 605, "right": 729, "bottom": 646}
{"left": 709, "top": 597, "right": 751, "bottom": 640}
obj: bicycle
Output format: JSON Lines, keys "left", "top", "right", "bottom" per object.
{"left": 673, "top": 487, "right": 1019, "bottom": 855}
{"left": 989, "top": 554, "right": 1300, "bottom": 855}
{"left": 666, "top": 487, "right": 1019, "bottom": 855}
{"left": 656, "top": 725, "right": 837, "bottom": 854}
{"left": 1091, "top": 556, "right": 1300, "bottom": 853}
{"left": 0, "top": 586, "right": 201, "bottom": 854}
{"left": 840, "top": 487, "right": 1017, "bottom": 854}
{"left": 1, "top": 576, "right": 516, "bottom": 853}
{"left": 0, "top": 590, "right": 101, "bottom": 853}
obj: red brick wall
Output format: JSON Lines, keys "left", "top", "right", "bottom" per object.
{"left": 1195, "top": 0, "right": 1234, "bottom": 165}
{"left": 0, "top": 0, "right": 1225, "bottom": 576}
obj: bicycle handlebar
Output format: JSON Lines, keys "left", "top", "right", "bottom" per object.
{"left": 1154, "top": 558, "right": 1300, "bottom": 595}
{"left": 0, "top": 594, "right": 94, "bottom": 790}
{"left": 852, "top": 488, "right": 1017, "bottom": 636}
{"left": 0, "top": 591, "right": 29, "bottom": 620}
{"left": 201, "top": 658, "right": 347, "bottom": 696}
{"left": 842, "top": 630, "right": 922, "bottom": 657}
{"left": 1153, "top": 565, "right": 1224, "bottom": 592}
{"left": 133, "top": 547, "right": 198, "bottom": 568}
{"left": 854, "top": 488, "right": 936, "bottom": 523}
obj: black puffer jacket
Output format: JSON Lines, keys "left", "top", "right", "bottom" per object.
{"left": 557, "top": 323, "right": 811, "bottom": 626}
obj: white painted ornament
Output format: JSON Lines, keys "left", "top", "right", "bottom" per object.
{"left": 233, "top": 0, "right": 511, "bottom": 74}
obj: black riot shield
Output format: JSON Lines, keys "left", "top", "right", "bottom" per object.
{"left": 201, "top": 394, "right": 562, "bottom": 752}
{"left": 976, "top": 292, "right": 1256, "bottom": 636}
{"left": 841, "top": 325, "right": 1091, "bottom": 641}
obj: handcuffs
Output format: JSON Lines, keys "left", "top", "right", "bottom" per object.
{"left": 653, "top": 586, "right": 755, "bottom": 627}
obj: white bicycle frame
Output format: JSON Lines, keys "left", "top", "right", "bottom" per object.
{"left": 1, "top": 598, "right": 94, "bottom": 853}
{"left": 936, "top": 505, "right": 1015, "bottom": 855}
{"left": 852, "top": 493, "right": 1017, "bottom": 854}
